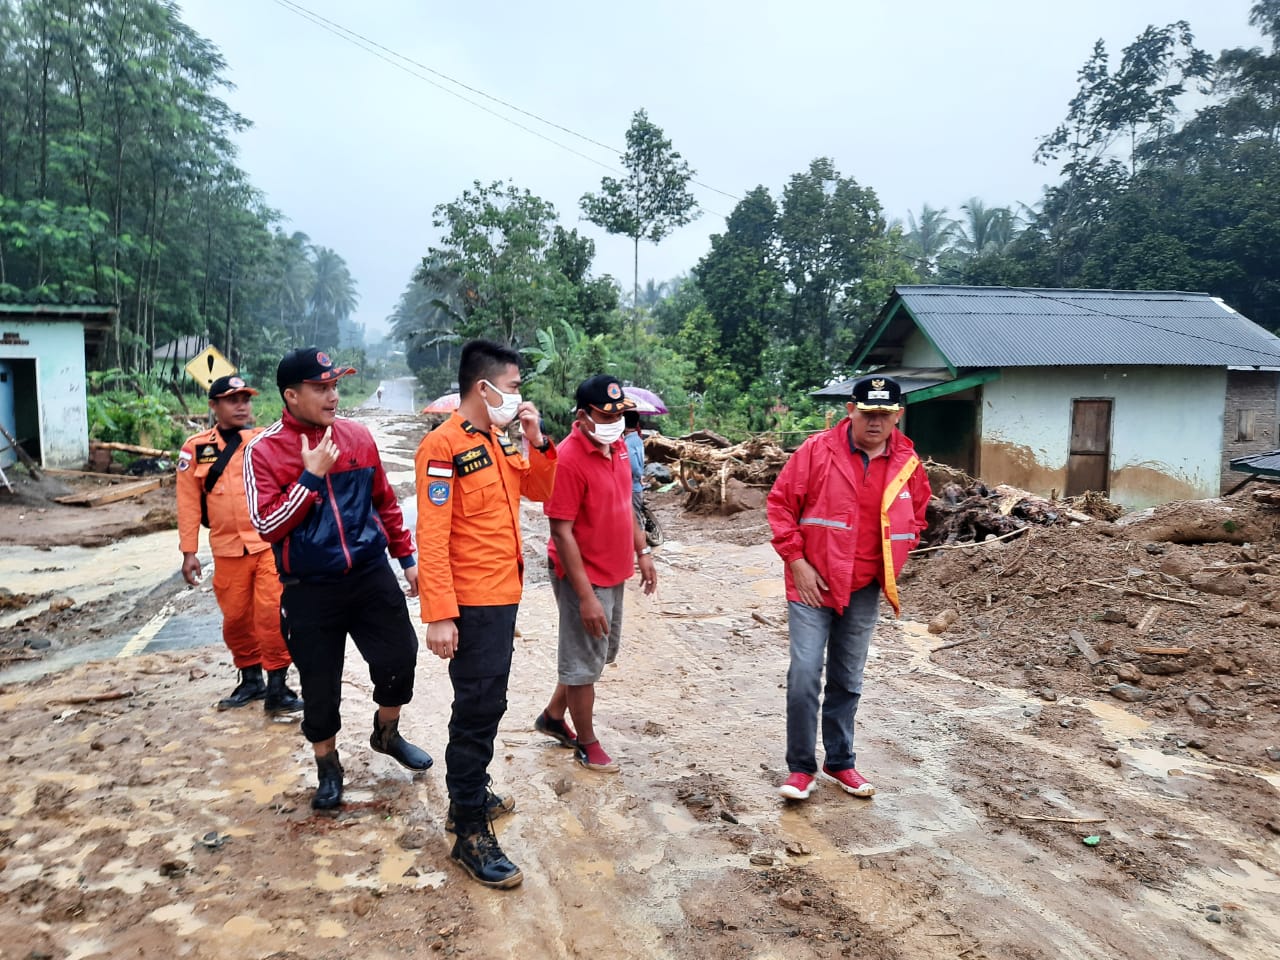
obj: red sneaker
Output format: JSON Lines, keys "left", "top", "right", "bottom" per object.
{"left": 821, "top": 765, "right": 876, "bottom": 797}
{"left": 778, "top": 771, "right": 815, "bottom": 800}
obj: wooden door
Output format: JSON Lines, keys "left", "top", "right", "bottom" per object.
{"left": 1066, "top": 399, "right": 1112, "bottom": 496}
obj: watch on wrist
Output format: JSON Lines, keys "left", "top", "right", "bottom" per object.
{"left": 638, "top": 546, "right": 653, "bottom": 556}
{"left": 534, "top": 437, "right": 551, "bottom": 452}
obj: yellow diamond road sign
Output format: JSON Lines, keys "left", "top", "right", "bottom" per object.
{"left": 184, "top": 345, "right": 237, "bottom": 389}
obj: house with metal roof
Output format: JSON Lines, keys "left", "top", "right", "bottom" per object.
{"left": 816, "top": 285, "right": 1280, "bottom": 508}
{"left": 0, "top": 297, "right": 117, "bottom": 470}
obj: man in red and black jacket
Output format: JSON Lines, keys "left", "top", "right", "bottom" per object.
{"left": 767, "top": 375, "right": 930, "bottom": 803}
{"left": 244, "top": 346, "right": 431, "bottom": 811}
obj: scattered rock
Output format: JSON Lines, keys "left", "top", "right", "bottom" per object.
{"left": 719, "top": 810, "right": 739, "bottom": 824}
{"left": 1265, "top": 746, "right": 1280, "bottom": 762}
{"left": 397, "top": 830, "right": 428, "bottom": 850}
{"left": 47, "top": 596, "right": 75, "bottom": 612}
{"left": 784, "top": 840, "right": 811, "bottom": 856}
{"left": 1185, "top": 693, "right": 1216, "bottom": 715}
{"left": 551, "top": 777, "right": 573, "bottom": 797}
{"left": 402, "top": 866, "right": 419, "bottom": 878}
{"left": 158, "top": 859, "right": 188, "bottom": 878}
{"left": 1038, "top": 688, "right": 1058, "bottom": 702}
{"left": 1187, "top": 572, "right": 1248, "bottom": 597}
{"left": 1221, "top": 601, "right": 1249, "bottom": 618}
{"left": 1210, "top": 656, "right": 1236, "bottom": 675}
{"left": 1114, "top": 663, "right": 1143, "bottom": 684}
{"left": 1138, "top": 659, "right": 1187, "bottom": 676}
{"left": 927, "top": 608, "right": 959, "bottom": 635}
{"left": 1102, "top": 755, "right": 1122, "bottom": 769}
{"left": 1099, "top": 610, "right": 1128, "bottom": 623}
{"left": 642, "top": 720, "right": 667, "bottom": 737}
{"left": 1109, "top": 683, "right": 1149, "bottom": 703}
{"left": 749, "top": 851, "right": 776, "bottom": 866}
{"left": 188, "top": 667, "right": 208, "bottom": 680}
{"left": 777, "top": 887, "right": 807, "bottom": 911}
{"left": 25, "top": 638, "right": 52, "bottom": 651}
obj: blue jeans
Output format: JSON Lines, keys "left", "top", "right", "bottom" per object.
{"left": 785, "top": 582, "right": 882, "bottom": 775}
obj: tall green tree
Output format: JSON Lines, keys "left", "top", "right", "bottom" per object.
{"left": 580, "top": 109, "right": 699, "bottom": 322}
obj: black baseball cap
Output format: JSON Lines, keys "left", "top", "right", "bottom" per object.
{"left": 208, "top": 375, "right": 258, "bottom": 400}
{"left": 575, "top": 375, "right": 636, "bottom": 414}
{"left": 851, "top": 375, "right": 903, "bottom": 412}
{"left": 276, "top": 346, "right": 356, "bottom": 391}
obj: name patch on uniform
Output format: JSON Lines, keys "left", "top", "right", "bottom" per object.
{"left": 497, "top": 434, "right": 519, "bottom": 456}
{"left": 427, "top": 480, "right": 450, "bottom": 506}
{"left": 453, "top": 445, "right": 493, "bottom": 476}
{"left": 426, "top": 459, "right": 454, "bottom": 478}
{"left": 196, "top": 443, "right": 219, "bottom": 464}
{"left": 898, "top": 490, "right": 911, "bottom": 499}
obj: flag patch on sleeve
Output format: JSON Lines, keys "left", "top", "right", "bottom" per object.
{"left": 426, "top": 459, "right": 454, "bottom": 478}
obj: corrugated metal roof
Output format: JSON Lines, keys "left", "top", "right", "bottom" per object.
{"left": 1230, "top": 450, "right": 1280, "bottom": 477}
{"left": 892, "top": 286, "right": 1280, "bottom": 368}
{"left": 812, "top": 367, "right": 951, "bottom": 399}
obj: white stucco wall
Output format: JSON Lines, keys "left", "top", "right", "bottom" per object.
{"left": 901, "top": 328, "right": 949, "bottom": 368}
{"left": 0, "top": 319, "right": 90, "bottom": 467}
{"left": 980, "top": 366, "right": 1225, "bottom": 508}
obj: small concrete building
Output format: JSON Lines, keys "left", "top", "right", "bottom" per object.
{"left": 0, "top": 298, "right": 116, "bottom": 468}
{"left": 819, "top": 286, "right": 1280, "bottom": 509}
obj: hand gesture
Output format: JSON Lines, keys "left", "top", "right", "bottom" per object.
{"left": 578, "top": 590, "right": 609, "bottom": 639}
{"left": 181, "top": 552, "right": 202, "bottom": 586}
{"left": 637, "top": 554, "right": 658, "bottom": 596}
{"left": 301, "top": 426, "right": 340, "bottom": 478}
{"left": 426, "top": 619, "right": 459, "bottom": 660}
{"left": 789, "top": 557, "right": 829, "bottom": 607}
{"left": 515, "top": 401, "right": 543, "bottom": 447}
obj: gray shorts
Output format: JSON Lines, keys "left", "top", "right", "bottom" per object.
{"left": 550, "top": 564, "right": 624, "bottom": 685}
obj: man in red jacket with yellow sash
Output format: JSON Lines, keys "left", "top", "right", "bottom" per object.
{"left": 767, "top": 375, "right": 930, "bottom": 801}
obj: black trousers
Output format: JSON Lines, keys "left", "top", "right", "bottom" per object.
{"left": 281, "top": 560, "right": 418, "bottom": 744}
{"left": 445, "top": 603, "right": 518, "bottom": 808}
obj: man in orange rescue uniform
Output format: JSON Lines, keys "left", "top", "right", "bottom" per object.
{"left": 177, "top": 375, "right": 303, "bottom": 715}
{"left": 767, "top": 375, "right": 929, "bottom": 802}
{"left": 414, "top": 339, "right": 556, "bottom": 890}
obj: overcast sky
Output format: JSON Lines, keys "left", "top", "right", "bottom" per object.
{"left": 179, "top": 1, "right": 1259, "bottom": 339}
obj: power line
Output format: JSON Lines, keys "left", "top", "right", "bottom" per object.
{"left": 267, "top": 0, "right": 738, "bottom": 212}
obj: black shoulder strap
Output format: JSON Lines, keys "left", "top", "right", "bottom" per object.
{"left": 200, "top": 432, "right": 243, "bottom": 527}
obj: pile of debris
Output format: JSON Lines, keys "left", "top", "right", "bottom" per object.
{"left": 922, "top": 460, "right": 1120, "bottom": 548}
{"left": 645, "top": 431, "right": 789, "bottom": 515}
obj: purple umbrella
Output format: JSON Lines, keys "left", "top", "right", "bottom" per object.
{"left": 625, "top": 386, "right": 668, "bottom": 415}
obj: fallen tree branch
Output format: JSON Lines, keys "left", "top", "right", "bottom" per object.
{"left": 1082, "top": 580, "right": 1203, "bottom": 607}
{"left": 911, "top": 527, "right": 1028, "bottom": 555}
{"left": 47, "top": 689, "right": 135, "bottom": 705}
{"left": 930, "top": 637, "right": 976, "bottom": 653}
{"left": 1014, "top": 815, "right": 1107, "bottom": 825}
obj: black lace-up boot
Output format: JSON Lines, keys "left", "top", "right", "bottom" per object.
{"left": 216, "top": 665, "right": 265, "bottom": 710}
{"left": 263, "top": 667, "right": 304, "bottom": 716}
{"left": 369, "top": 710, "right": 433, "bottom": 771}
{"left": 450, "top": 805, "right": 523, "bottom": 889}
{"left": 312, "top": 751, "right": 343, "bottom": 810}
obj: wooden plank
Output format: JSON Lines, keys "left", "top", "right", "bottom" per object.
{"left": 53, "top": 477, "right": 162, "bottom": 506}
{"left": 1070, "top": 629, "right": 1101, "bottom": 665}
{"left": 90, "top": 440, "right": 168, "bottom": 457}
{"left": 1083, "top": 580, "right": 1202, "bottom": 607}
{"left": 43, "top": 467, "right": 136, "bottom": 481}
{"left": 0, "top": 421, "right": 41, "bottom": 479}
{"left": 1133, "top": 646, "right": 1191, "bottom": 656}
{"left": 1135, "top": 606, "right": 1160, "bottom": 634}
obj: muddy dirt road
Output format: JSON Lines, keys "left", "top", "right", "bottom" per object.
{"left": 0, "top": 410, "right": 1277, "bottom": 960}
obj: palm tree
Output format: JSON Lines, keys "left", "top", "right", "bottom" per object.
{"left": 956, "top": 198, "right": 1021, "bottom": 257}
{"left": 308, "top": 246, "right": 358, "bottom": 349}
{"left": 905, "top": 204, "right": 957, "bottom": 274}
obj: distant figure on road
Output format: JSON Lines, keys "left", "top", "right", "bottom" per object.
{"left": 414, "top": 339, "right": 556, "bottom": 890}
{"left": 377, "top": 386, "right": 383, "bottom": 405}
{"left": 176, "top": 375, "right": 303, "bottom": 716}
{"left": 535, "top": 376, "right": 657, "bottom": 774}
{"left": 767, "top": 375, "right": 930, "bottom": 802}
{"left": 244, "top": 347, "right": 431, "bottom": 812}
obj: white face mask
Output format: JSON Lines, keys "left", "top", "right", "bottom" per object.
{"left": 482, "top": 379, "right": 521, "bottom": 427}
{"left": 588, "top": 414, "right": 626, "bottom": 446}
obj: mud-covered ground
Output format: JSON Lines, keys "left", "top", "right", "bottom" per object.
{"left": 0, "top": 412, "right": 1277, "bottom": 960}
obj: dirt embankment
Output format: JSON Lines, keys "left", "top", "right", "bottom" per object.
{"left": 0, "top": 415, "right": 1277, "bottom": 960}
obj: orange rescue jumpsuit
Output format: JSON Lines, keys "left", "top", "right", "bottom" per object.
{"left": 177, "top": 426, "right": 290, "bottom": 670}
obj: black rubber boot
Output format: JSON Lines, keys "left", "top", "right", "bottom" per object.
{"left": 450, "top": 806, "right": 523, "bottom": 889}
{"left": 311, "top": 751, "right": 343, "bottom": 810}
{"left": 369, "top": 710, "right": 433, "bottom": 771}
{"left": 216, "top": 665, "right": 265, "bottom": 710}
{"left": 445, "top": 783, "right": 515, "bottom": 834}
{"left": 264, "top": 667, "right": 304, "bottom": 716}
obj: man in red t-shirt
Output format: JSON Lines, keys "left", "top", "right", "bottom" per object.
{"left": 534, "top": 375, "right": 658, "bottom": 772}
